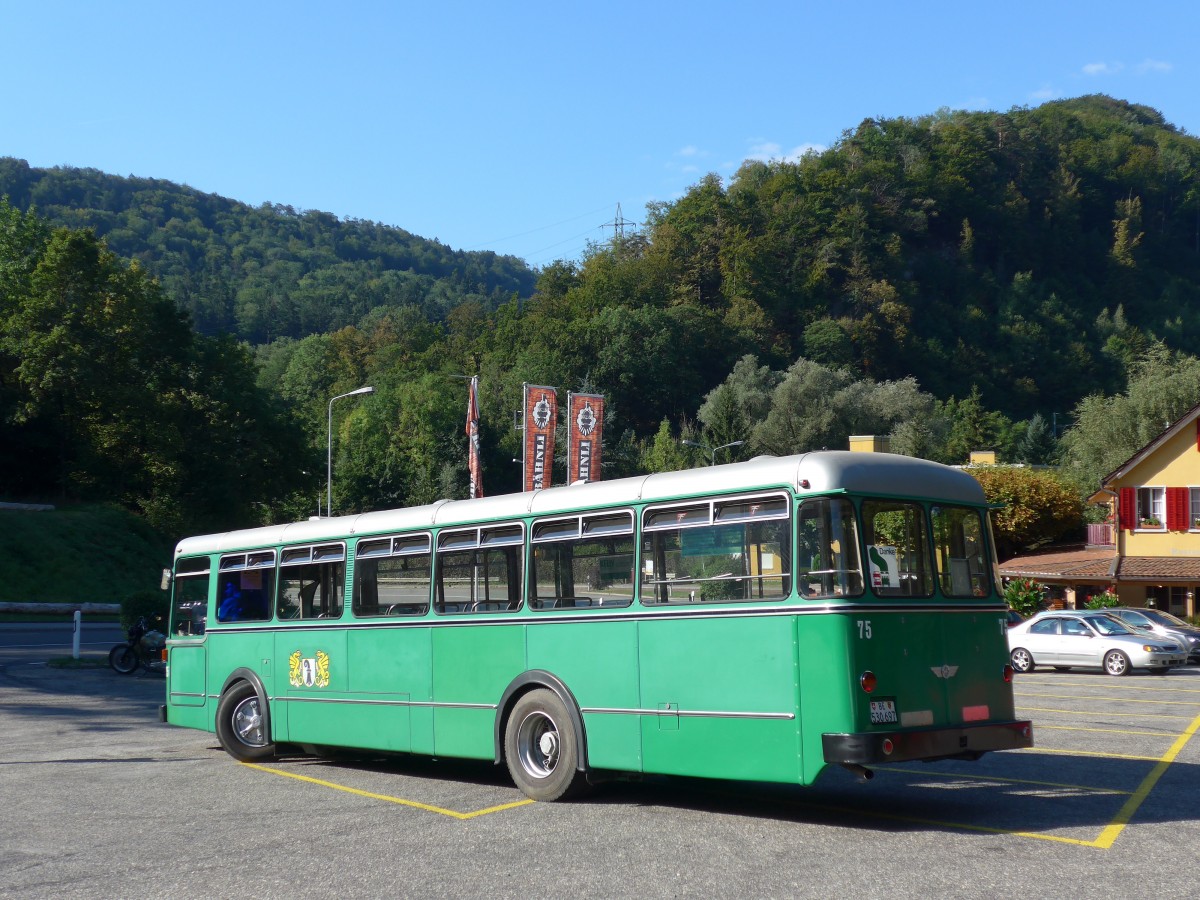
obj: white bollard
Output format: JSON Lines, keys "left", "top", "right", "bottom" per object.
{"left": 72, "top": 609, "right": 81, "bottom": 660}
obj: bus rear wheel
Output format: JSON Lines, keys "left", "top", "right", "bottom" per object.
{"left": 216, "top": 682, "right": 274, "bottom": 761}
{"left": 504, "top": 689, "right": 586, "bottom": 802}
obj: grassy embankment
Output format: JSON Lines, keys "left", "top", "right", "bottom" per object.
{"left": 0, "top": 505, "right": 171, "bottom": 618}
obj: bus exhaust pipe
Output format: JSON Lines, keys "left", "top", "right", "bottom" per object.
{"left": 841, "top": 763, "right": 874, "bottom": 783}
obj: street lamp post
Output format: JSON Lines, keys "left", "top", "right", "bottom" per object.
{"left": 327, "top": 386, "right": 374, "bottom": 516}
{"left": 681, "top": 439, "right": 745, "bottom": 467}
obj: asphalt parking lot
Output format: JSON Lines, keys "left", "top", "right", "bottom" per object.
{"left": 1, "top": 645, "right": 1198, "bottom": 899}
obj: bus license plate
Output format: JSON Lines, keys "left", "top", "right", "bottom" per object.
{"left": 870, "top": 698, "right": 897, "bottom": 724}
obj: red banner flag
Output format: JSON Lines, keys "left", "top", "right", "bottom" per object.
{"left": 566, "top": 392, "right": 604, "bottom": 484}
{"left": 466, "top": 376, "right": 483, "bottom": 499}
{"left": 522, "top": 384, "right": 558, "bottom": 492}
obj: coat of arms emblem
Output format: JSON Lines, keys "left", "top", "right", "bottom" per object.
{"left": 289, "top": 650, "right": 330, "bottom": 688}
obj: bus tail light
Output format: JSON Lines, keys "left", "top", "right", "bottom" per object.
{"left": 881, "top": 738, "right": 894, "bottom": 756}
{"left": 859, "top": 671, "right": 877, "bottom": 693}
{"left": 1003, "top": 664, "right": 1014, "bottom": 683}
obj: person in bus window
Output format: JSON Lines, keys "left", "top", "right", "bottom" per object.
{"left": 218, "top": 580, "right": 243, "bottom": 622}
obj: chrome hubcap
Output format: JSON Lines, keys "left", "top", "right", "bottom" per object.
{"left": 517, "top": 711, "right": 560, "bottom": 778}
{"left": 232, "top": 697, "right": 266, "bottom": 747}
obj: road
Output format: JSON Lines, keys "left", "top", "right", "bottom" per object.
{"left": 1, "top": 634, "right": 1198, "bottom": 898}
{"left": 0, "top": 621, "right": 125, "bottom": 665}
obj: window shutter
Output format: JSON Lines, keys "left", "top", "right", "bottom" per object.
{"left": 1167, "top": 487, "right": 1189, "bottom": 531}
{"left": 1118, "top": 487, "right": 1135, "bottom": 531}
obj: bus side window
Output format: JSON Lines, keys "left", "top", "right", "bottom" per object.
{"left": 435, "top": 524, "right": 524, "bottom": 615}
{"left": 529, "top": 511, "right": 636, "bottom": 610}
{"left": 277, "top": 543, "right": 346, "bottom": 620}
{"left": 352, "top": 534, "right": 432, "bottom": 617}
{"left": 640, "top": 495, "right": 791, "bottom": 605}
{"left": 796, "top": 498, "right": 864, "bottom": 599}
{"left": 217, "top": 574, "right": 271, "bottom": 623}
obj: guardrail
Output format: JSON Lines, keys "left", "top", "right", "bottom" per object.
{"left": 0, "top": 602, "right": 121, "bottom": 614}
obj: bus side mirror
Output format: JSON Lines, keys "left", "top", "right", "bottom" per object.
{"left": 160, "top": 568, "right": 173, "bottom": 591}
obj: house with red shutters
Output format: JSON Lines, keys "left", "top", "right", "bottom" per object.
{"left": 999, "top": 402, "right": 1200, "bottom": 618}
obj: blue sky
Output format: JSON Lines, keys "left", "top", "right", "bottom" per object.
{"left": 4, "top": 1, "right": 1197, "bottom": 268}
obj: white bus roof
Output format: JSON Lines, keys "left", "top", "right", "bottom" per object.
{"left": 174, "top": 451, "right": 985, "bottom": 558}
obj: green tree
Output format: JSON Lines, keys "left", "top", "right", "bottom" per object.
{"left": 1059, "top": 346, "right": 1200, "bottom": 493}
{"left": 970, "top": 466, "right": 1084, "bottom": 560}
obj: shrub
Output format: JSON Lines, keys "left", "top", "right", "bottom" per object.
{"left": 121, "top": 589, "right": 169, "bottom": 632}
{"left": 1004, "top": 577, "right": 1043, "bottom": 617}
{"left": 1084, "top": 590, "right": 1121, "bottom": 610}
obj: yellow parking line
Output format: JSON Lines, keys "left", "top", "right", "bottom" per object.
{"left": 1015, "top": 691, "right": 1200, "bottom": 706}
{"left": 831, "top": 714, "right": 1200, "bottom": 848}
{"left": 881, "top": 766, "right": 1130, "bottom": 795}
{"left": 1018, "top": 705, "right": 1194, "bottom": 720}
{"left": 796, "top": 800, "right": 1104, "bottom": 847}
{"left": 1037, "top": 724, "right": 1181, "bottom": 738}
{"left": 1016, "top": 679, "right": 1200, "bottom": 695}
{"left": 241, "top": 762, "right": 535, "bottom": 819}
{"left": 1018, "top": 747, "right": 1162, "bottom": 761}
{"left": 1091, "top": 712, "right": 1200, "bottom": 849}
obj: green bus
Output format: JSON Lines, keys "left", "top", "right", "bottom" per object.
{"left": 162, "top": 451, "right": 1032, "bottom": 800}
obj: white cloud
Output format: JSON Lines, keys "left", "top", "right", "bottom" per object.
{"left": 1082, "top": 61, "right": 1123, "bottom": 76}
{"left": 1136, "top": 59, "right": 1172, "bottom": 74}
{"left": 746, "top": 140, "right": 825, "bottom": 163}
{"left": 678, "top": 145, "right": 702, "bottom": 157}
{"left": 1030, "top": 85, "right": 1060, "bottom": 101}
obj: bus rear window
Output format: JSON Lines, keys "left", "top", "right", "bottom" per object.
{"left": 861, "top": 500, "right": 933, "bottom": 597}
{"left": 931, "top": 505, "right": 991, "bottom": 597}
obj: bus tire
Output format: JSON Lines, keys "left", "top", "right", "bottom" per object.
{"left": 504, "top": 688, "right": 587, "bottom": 802}
{"left": 216, "top": 681, "right": 274, "bottom": 761}
{"left": 1010, "top": 647, "right": 1034, "bottom": 673}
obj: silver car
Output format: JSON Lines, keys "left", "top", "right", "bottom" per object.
{"left": 1105, "top": 607, "right": 1200, "bottom": 664}
{"left": 1008, "top": 611, "right": 1186, "bottom": 676}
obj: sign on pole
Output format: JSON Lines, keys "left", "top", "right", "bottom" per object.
{"left": 522, "top": 384, "right": 558, "bottom": 492}
{"left": 566, "top": 392, "right": 604, "bottom": 484}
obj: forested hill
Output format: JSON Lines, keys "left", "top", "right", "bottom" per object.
{"left": 584, "top": 94, "right": 1200, "bottom": 426}
{"left": 5, "top": 95, "right": 1200, "bottom": 536}
{"left": 0, "top": 157, "right": 536, "bottom": 343}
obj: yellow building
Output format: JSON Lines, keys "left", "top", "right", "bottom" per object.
{"left": 1000, "top": 404, "right": 1200, "bottom": 618}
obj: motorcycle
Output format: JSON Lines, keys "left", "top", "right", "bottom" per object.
{"left": 108, "top": 616, "right": 166, "bottom": 676}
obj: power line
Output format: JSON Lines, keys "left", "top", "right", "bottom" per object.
{"left": 599, "top": 203, "right": 640, "bottom": 240}
{"left": 465, "top": 204, "right": 615, "bottom": 251}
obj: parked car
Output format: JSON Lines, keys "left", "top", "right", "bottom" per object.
{"left": 1105, "top": 608, "right": 1200, "bottom": 664}
{"left": 1007, "top": 610, "right": 1186, "bottom": 676}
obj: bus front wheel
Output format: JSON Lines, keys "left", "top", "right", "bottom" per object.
{"left": 216, "top": 682, "right": 275, "bottom": 761}
{"left": 504, "top": 689, "right": 586, "bottom": 802}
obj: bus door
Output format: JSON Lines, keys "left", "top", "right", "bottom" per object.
{"left": 166, "top": 558, "right": 211, "bottom": 726}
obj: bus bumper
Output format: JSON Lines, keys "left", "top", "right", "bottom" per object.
{"left": 822, "top": 720, "right": 1033, "bottom": 765}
